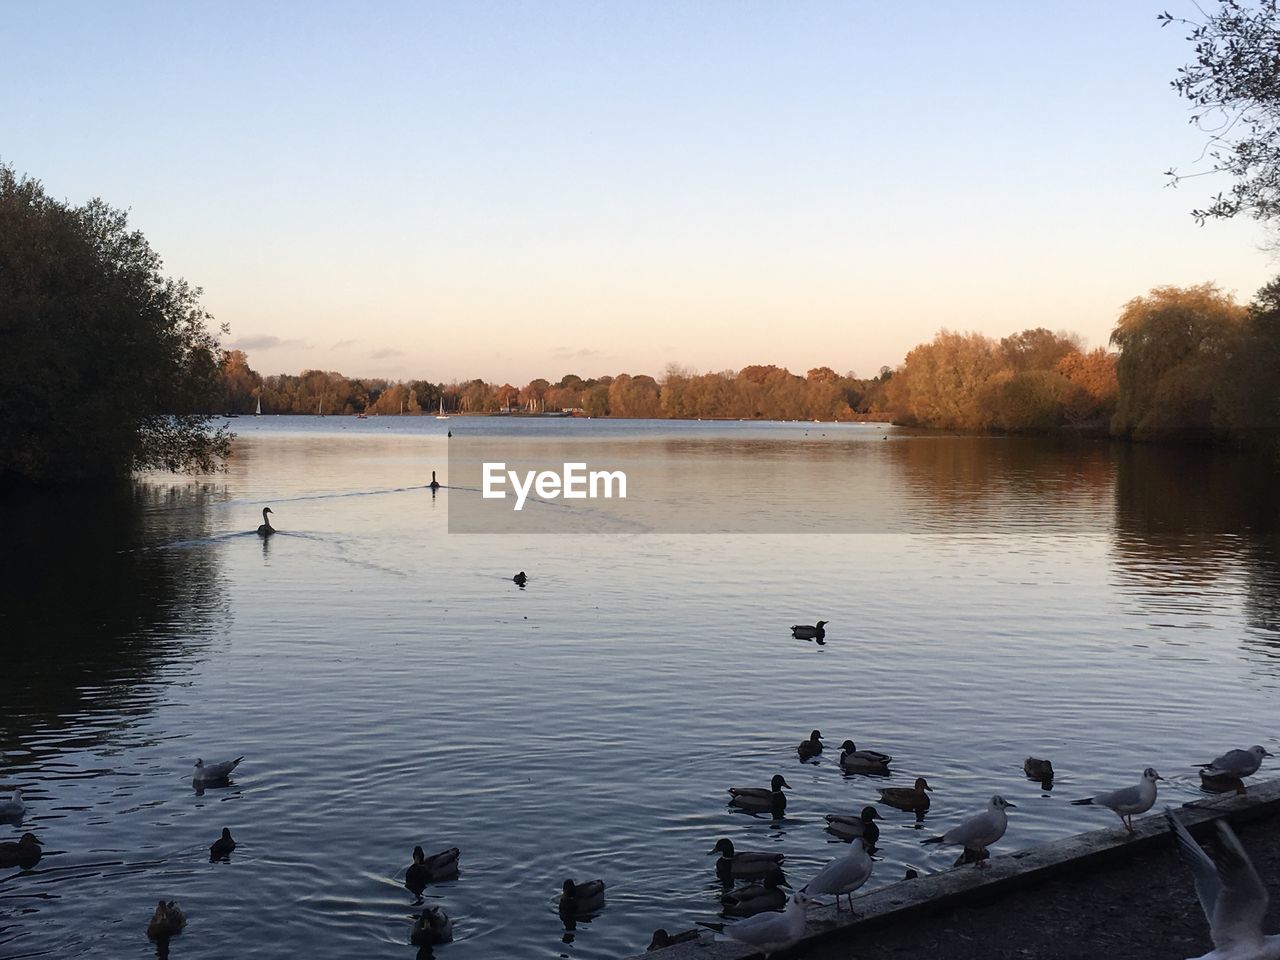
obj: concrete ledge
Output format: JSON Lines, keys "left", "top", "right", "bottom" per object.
{"left": 631, "top": 777, "right": 1280, "bottom": 960}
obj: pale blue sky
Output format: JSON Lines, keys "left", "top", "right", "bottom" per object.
{"left": 4, "top": 1, "right": 1273, "bottom": 382}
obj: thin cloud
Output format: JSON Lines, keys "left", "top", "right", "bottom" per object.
{"left": 227, "top": 334, "right": 310, "bottom": 351}
{"left": 551, "top": 347, "right": 601, "bottom": 360}
{"left": 331, "top": 338, "right": 359, "bottom": 350}
{"left": 369, "top": 347, "right": 405, "bottom": 359}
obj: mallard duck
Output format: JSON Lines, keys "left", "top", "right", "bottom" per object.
{"left": 922, "top": 796, "right": 1015, "bottom": 865}
{"left": 708, "top": 838, "right": 785, "bottom": 881}
{"left": 1023, "top": 757, "right": 1054, "bottom": 782}
{"left": 1071, "top": 767, "right": 1163, "bottom": 832}
{"left": 722, "top": 865, "right": 790, "bottom": 917}
{"left": 192, "top": 757, "right": 244, "bottom": 784}
{"left": 513, "top": 571, "right": 528, "bottom": 586}
{"left": 824, "top": 805, "right": 883, "bottom": 845}
{"left": 878, "top": 777, "right": 932, "bottom": 811}
{"left": 802, "top": 837, "right": 873, "bottom": 912}
{"left": 728, "top": 775, "right": 791, "bottom": 818}
{"left": 256, "top": 507, "right": 275, "bottom": 537}
{"left": 406, "top": 845, "right": 461, "bottom": 895}
{"left": 797, "top": 730, "right": 823, "bottom": 761}
{"left": 838, "top": 740, "right": 892, "bottom": 774}
{"left": 0, "top": 832, "right": 41, "bottom": 869}
{"left": 209, "top": 827, "right": 236, "bottom": 860}
{"left": 790, "top": 621, "right": 827, "bottom": 641}
{"left": 559, "top": 878, "right": 606, "bottom": 920}
{"left": 410, "top": 906, "right": 453, "bottom": 946}
{"left": 146, "top": 900, "right": 186, "bottom": 940}
{"left": 648, "top": 928, "right": 701, "bottom": 950}
{"left": 0, "top": 788, "right": 25, "bottom": 821}
{"left": 1196, "top": 744, "right": 1272, "bottom": 779}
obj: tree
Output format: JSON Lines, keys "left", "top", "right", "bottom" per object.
{"left": 0, "top": 166, "right": 229, "bottom": 482}
{"left": 1161, "top": 1, "right": 1280, "bottom": 221}
{"left": 1109, "top": 283, "right": 1246, "bottom": 440}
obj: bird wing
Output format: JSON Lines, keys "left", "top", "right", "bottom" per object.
{"left": 1206, "top": 750, "right": 1250, "bottom": 776}
{"left": 725, "top": 906, "right": 790, "bottom": 944}
{"left": 729, "top": 787, "right": 771, "bottom": 801}
{"left": 1095, "top": 783, "right": 1140, "bottom": 811}
{"left": 944, "top": 810, "right": 1002, "bottom": 848}
{"left": 1207, "top": 819, "right": 1268, "bottom": 951}
{"left": 1168, "top": 810, "right": 1221, "bottom": 926}
{"left": 806, "top": 851, "right": 872, "bottom": 896}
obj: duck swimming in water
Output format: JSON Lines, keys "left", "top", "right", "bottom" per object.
{"left": 513, "top": 571, "right": 528, "bottom": 586}
{"left": 878, "top": 777, "right": 932, "bottom": 812}
{"left": 410, "top": 906, "right": 453, "bottom": 946}
{"left": 824, "top": 805, "right": 883, "bottom": 845}
{"left": 256, "top": 507, "right": 275, "bottom": 537}
{"left": 209, "top": 827, "right": 236, "bottom": 860}
{"left": 709, "top": 838, "right": 785, "bottom": 881}
{"left": 0, "top": 833, "right": 41, "bottom": 869}
{"left": 790, "top": 621, "right": 827, "bottom": 641}
{"left": 1024, "top": 757, "right": 1055, "bottom": 783}
{"left": 728, "top": 774, "right": 791, "bottom": 818}
{"left": 405, "top": 845, "right": 461, "bottom": 896}
{"left": 722, "top": 865, "right": 790, "bottom": 917}
{"left": 838, "top": 740, "right": 892, "bottom": 774}
{"left": 648, "top": 928, "right": 702, "bottom": 950}
{"left": 559, "top": 878, "right": 606, "bottom": 921}
{"left": 797, "top": 730, "right": 823, "bottom": 761}
{"left": 146, "top": 900, "right": 186, "bottom": 940}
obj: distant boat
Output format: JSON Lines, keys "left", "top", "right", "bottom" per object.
{"left": 436, "top": 397, "right": 449, "bottom": 420}
{"left": 255, "top": 397, "right": 262, "bottom": 417}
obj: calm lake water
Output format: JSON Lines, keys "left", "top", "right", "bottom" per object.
{"left": 2, "top": 417, "right": 1279, "bottom": 959}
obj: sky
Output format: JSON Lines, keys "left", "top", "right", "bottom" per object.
{"left": 4, "top": 1, "right": 1276, "bottom": 384}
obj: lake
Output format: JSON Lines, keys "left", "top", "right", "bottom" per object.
{"left": 2, "top": 417, "right": 1278, "bottom": 959}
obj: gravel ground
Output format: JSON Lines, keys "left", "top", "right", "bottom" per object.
{"left": 807, "top": 813, "right": 1280, "bottom": 960}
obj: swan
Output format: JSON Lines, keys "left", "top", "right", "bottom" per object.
{"left": 429, "top": 470, "right": 440, "bottom": 491}
{"left": 256, "top": 507, "right": 275, "bottom": 537}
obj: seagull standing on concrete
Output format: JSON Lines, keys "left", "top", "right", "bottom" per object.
{"left": 921, "top": 795, "right": 1015, "bottom": 865}
{"left": 1071, "top": 767, "right": 1163, "bottom": 832}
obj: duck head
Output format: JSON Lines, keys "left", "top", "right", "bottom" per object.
{"left": 839, "top": 740, "right": 857, "bottom": 752}
{"left": 861, "top": 806, "right": 883, "bottom": 822}
{"left": 708, "top": 838, "right": 736, "bottom": 857}
{"left": 412, "top": 845, "right": 425, "bottom": 863}
{"left": 770, "top": 775, "right": 791, "bottom": 792}
{"left": 914, "top": 777, "right": 932, "bottom": 792}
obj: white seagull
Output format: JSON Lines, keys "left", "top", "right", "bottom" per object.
{"left": 803, "top": 837, "right": 874, "bottom": 911}
{"left": 1198, "top": 747, "right": 1273, "bottom": 780}
{"left": 0, "top": 788, "right": 25, "bottom": 821}
{"left": 1071, "top": 767, "right": 1163, "bottom": 832}
{"left": 193, "top": 757, "right": 244, "bottom": 783}
{"left": 714, "top": 891, "right": 809, "bottom": 955}
{"left": 921, "top": 795, "right": 1015, "bottom": 864}
{"left": 1167, "top": 809, "right": 1280, "bottom": 960}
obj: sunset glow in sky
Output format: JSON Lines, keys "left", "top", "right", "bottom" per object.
{"left": 5, "top": 1, "right": 1275, "bottom": 383}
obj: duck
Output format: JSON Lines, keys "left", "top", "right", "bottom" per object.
{"left": 406, "top": 845, "right": 461, "bottom": 895}
{"left": 256, "top": 507, "right": 275, "bottom": 537}
{"left": 559, "top": 878, "right": 606, "bottom": 920}
{"left": 429, "top": 470, "right": 440, "bottom": 491}
{"left": 722, "top": 865, "right": 790, "bottom": 917}
{"left": 922, "top": 795, "right": 1015, "bottom": 865}
{"left": 648, "top": 928, "right": 702, "bottom": 950}
{"left": 0, "top": 832, "right": 41, "bottom": 869}
{"left": 797, "top": 730, "right": 823, "bottom": 761}
{"left": 193, "top": 757, "right": 244, "bottom": 784}
{"left": 790, "top": 621, "right": 827, "bottom": 641}
{"left": 410, "top": 906, "right": 453, "bottom": 946}
{"left": 838, "top": 740, "right": 892, "bottom": 774}
{"left": 802, "top": 836, "right": 873, "bottom": 912}
{"left": 0, "top": 788, "right": 26, "bottom": 821}
{"left": 1071, "top": 767, "right": 1163, "bottom": 832}
{"left": 209, "top": 827, "right": 236, "bottom": 860}
{"left": 146, "top": 900, "right": 186, "bottom": 940}
{"left": 513, "top": 571, "right": 528, "bottom": 586}
{"left": 714, "top": 891, "right": 809, "bottom": 954}
{"left": 878, "top": 777, "right": 932, "bottom": 811}
{"left": 708, "top": 838, "right": 785, "bottom": 881}
{"left": 1023, "top": 757, "right": 1054, "bottom": 782}
{"left": 728, "top": 775, "right": 791, "bottom": 818}
{"left": 1196, "top": 744, "right": 1272, "bottom": 780}
{"left": 824, "top": 805, "right": 883, "bottom": 846}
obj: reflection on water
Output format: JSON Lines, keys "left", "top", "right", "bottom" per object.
{"left": 2, "top": 419, "right": 1279, "bottom": 959}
